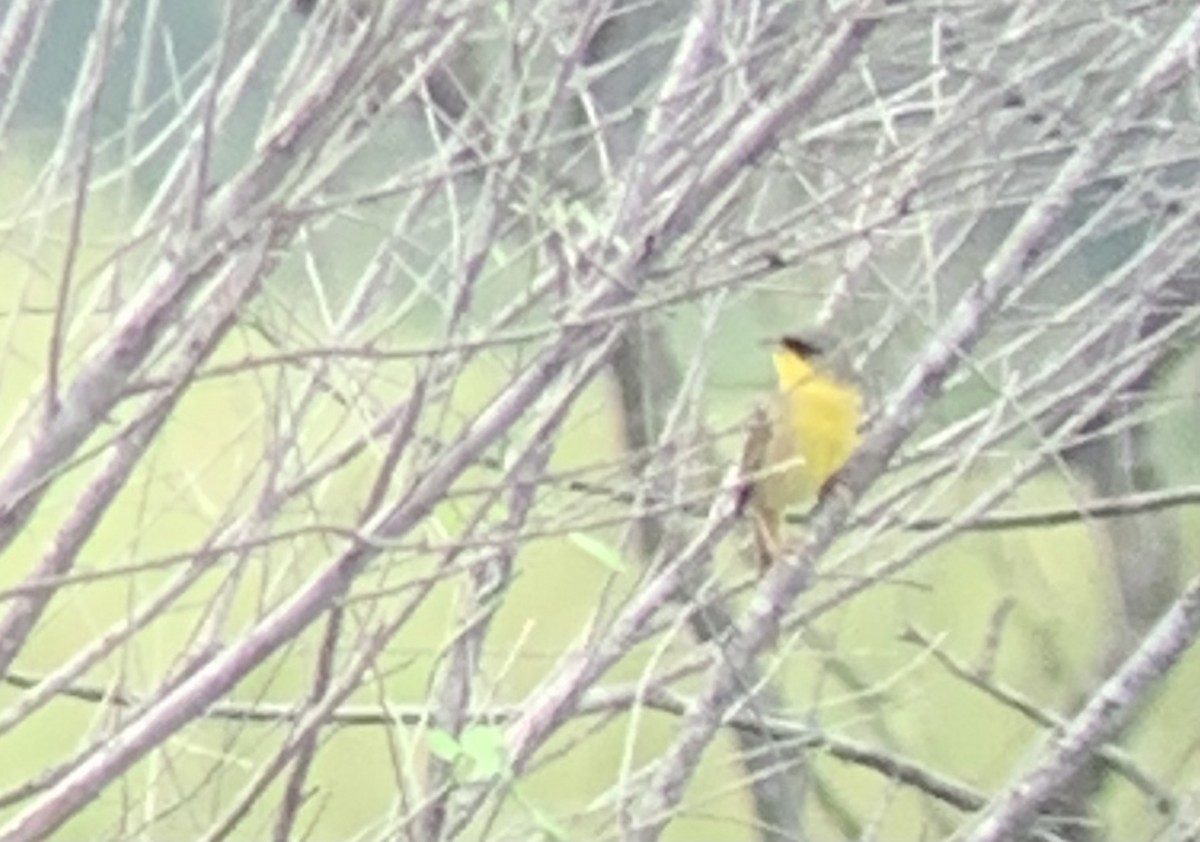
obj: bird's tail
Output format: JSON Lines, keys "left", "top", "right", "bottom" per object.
{"left": 751, "top": 506, "right": 781, "bottom": 571}
{"left": 738, "top": 405, "right": 784, "bottom": 570}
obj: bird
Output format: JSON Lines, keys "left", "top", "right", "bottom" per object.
{"left": 738, "top": 335, "right": 862, "bottom": 569}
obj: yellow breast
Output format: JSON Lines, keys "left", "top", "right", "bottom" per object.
{"left": 770, "top": 346, "right": 861, "bottom": 499}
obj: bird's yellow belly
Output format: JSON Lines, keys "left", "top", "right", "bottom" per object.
{"left": 790, "top": 384, "right": 859, "bottom": 492}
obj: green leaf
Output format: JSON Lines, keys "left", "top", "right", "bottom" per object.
{"left": 426, "top": 728, "right": 461, "bottom": 762}
{"left": 459, "top": 725, "right": 507, "bottom": 779}
{"left": 568, "top": 532, "right": 627, "bottom": 573}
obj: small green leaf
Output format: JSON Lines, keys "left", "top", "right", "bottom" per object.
{"left": 459, "top": 725, "right": 507, "bottom": 779}
{"left": 568, "top": 533, "right": 627, "bottom": 573}
{"left": 426, "top": 728, "right": 461, "bottom": 762}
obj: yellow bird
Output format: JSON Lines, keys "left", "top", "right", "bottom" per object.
{"left": 739, "top": 336, "right": 862, "bottom": 568}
